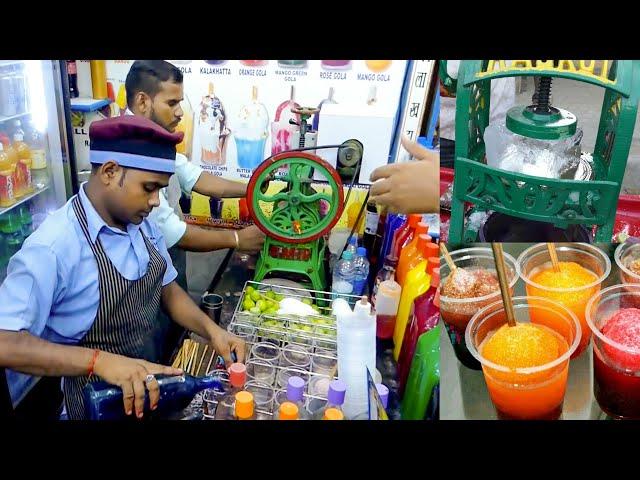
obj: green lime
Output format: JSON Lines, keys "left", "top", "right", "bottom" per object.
{"left": 246, "top": 286, "right": 255, "bottom": 295}
{"left": 301, "top": 298, "right": 313, "bottom": 306}
{"left": 256, "top": 300, "right": 268, "bottom": 311}
{"left": 242, "top": 298, "right": 255, "bottom": 310}
{"left": 250, "top": 291, "right": 262, "bottom": 302}
{"left": 249, "top": 307, "right": 261, "bottom": 314}
{"left": 265, "top": 290, "right": 276, "bottom": 300}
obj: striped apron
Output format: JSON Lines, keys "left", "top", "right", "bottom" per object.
{"left": 63, "top": 195, "right": 167, "bottom": 420}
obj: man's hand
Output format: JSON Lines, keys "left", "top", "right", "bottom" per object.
{"left": 369, "top": 136, "right": 439, "bottom": 214}
{"left": 208, "top": 327, "right": 247, "bottom": 367}
{"left": 237, "top": 225, "right": 265, "bottom": 252}
{"left": 93, "top": 351, "right": 183, "bottom": 419}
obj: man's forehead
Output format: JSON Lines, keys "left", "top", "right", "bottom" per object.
{"left": 158, "top": 80, "right": 183, "bottom": 98}
{"left": 130, "top": 168, "right": 170, "bottom": 185}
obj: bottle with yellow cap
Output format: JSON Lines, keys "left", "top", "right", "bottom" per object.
{"left": 322, "top": 408, "right": 344, "bottom": 420}
{"left": 234, "top": 391, "right": 256, "bottom": 420}
{"left": 278, "top": 401, "right": 299, "bottom": 420}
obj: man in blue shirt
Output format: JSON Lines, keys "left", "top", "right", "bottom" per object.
{"left": 0, "top": 115, "right": 245, "bottom": 420}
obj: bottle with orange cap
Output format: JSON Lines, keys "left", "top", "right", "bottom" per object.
{"left": 396, "top": 222, "right": 429, "bottom": 283}
{"left": 234, "top": 391, "right": 256, "bottom": 420}
{"left": 278, "top": 401, "right": 299, "bottom": 420}
{"left": 214, "top": 363, "right": 247, "bottom": 420}
{"left": 397, "top": 267, "right": 440, "bottom": 396}
{"left": 322, "top": 408, "right": 344, "bottom": 420}
{"left": 313, "top": 379, "right": 347, "bottom": 420}
{"left": 392, "top": 252, "right": 434, "bottom": 360}
{"left": 398, "top": 234, "right": 438, "bottom": 287}
{"left": 390, "top": 214, "right": 422, "bottom": 260}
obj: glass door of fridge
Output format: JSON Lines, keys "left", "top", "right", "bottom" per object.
{"left": 0, "top": 60, "right": 74, "bottom": 282}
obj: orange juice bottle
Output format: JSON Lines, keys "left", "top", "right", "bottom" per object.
{"left": 397, "top": 223, "right": 429, "bottom": 283}
{"left": 399, "top": 239, "right": 439, "bottom": 287}
{"left": 0, "top": 143, "right": 16, "bottom": 207}
{"left": 398, "top": 234, "right": 429, "bottom": 287}
{"left": 2, "top": 140, "right": 21, "bottom": 199}
{"left": 13, "top": 133, "right": 33, "bottom": 196}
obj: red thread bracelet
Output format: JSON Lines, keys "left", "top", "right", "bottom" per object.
{"left": 87, "top": 349, "right": 100, "bottom": 377}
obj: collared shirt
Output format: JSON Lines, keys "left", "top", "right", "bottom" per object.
{"left": 0, "top": 184, "right": 177, "bottom": 405}
{"left": 124, "top": 109, "right": 203, "bottom": 248}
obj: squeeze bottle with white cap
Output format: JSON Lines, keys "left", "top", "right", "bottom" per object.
{"left": 337, "top": 296, "right": 376, "bottom": 419}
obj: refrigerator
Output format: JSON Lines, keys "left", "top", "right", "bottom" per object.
{"left": 0, "top": 60, "right": 76, "bottom": 416}
{"left": 0, "top": 60, "right": 76, "bottom": 283}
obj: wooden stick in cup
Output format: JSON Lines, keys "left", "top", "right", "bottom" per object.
{"left": 440, "top": 243, "right": 457, "bottom": 272}
{"left": 205, "top": 349, "right": 216, "bottom": 375}
{"left": 185, "top": 342, "right": 195, "bottom": 374}
{"left": 196, "top": 345, "right": 208, "bottom": 377}
{"left": 547, "top": 243, "right": 561, "bottom": 272}
{"left": 491, "top": 242, "right": 516, "bottom": 327}
{"left": 190, "top": 342, "right": 200, "bottom": 375}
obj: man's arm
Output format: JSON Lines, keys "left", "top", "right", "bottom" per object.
{"left": 192, "top": 173, "right": 247, "bottom": 198}
{"left": 0, "top": 330, "right": 183, "bottom": 417}
{"left": 174, "top": 153, "right": 247, "bottom": 199}
{"left": 150, "top": 189, "right": 264, "bottom": 253}
{"left": 0, "top": 330, "right": 96, "bottom": 377}
{"left": 177, "top": 224, "right": 264, "bottom": 253}
{"left": 161, "top": 281, "right": 246, "bottom": 365}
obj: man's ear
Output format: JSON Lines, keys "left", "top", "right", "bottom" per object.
{"left": 97, "top": 161, "right": 122, "bottom": 185}
{"left": 133, "top": 91, "right": 152, "bottom": 115}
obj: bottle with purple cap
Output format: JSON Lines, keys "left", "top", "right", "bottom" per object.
{"left": 376, "top": 383, "right": 389, "bottom": 410}
{"left": 285, "top": 376, "right": 310, "bottom": 420}
{"left": 313, "top": 379, "right": 347, "bottom": 420}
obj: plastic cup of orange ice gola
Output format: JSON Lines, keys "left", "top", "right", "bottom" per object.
{"left": 466, "top": 296, "right": 581, "bottom": 420}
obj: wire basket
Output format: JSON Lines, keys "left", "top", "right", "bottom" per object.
{"left": 203, "top": 280, "right": 362, "bottom": 419}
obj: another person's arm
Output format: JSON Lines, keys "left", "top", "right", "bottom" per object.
{"left": 193, "top": 174, "right": 247, "bottom": 198}
{"left": 176, "top": 153, "right": 247, "bottom": 198}
{"left": 149, "top": 188, "right": 264, "bottom": 253}
{"left": 369, "top": 136, "right": 439, "bottom": 214}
